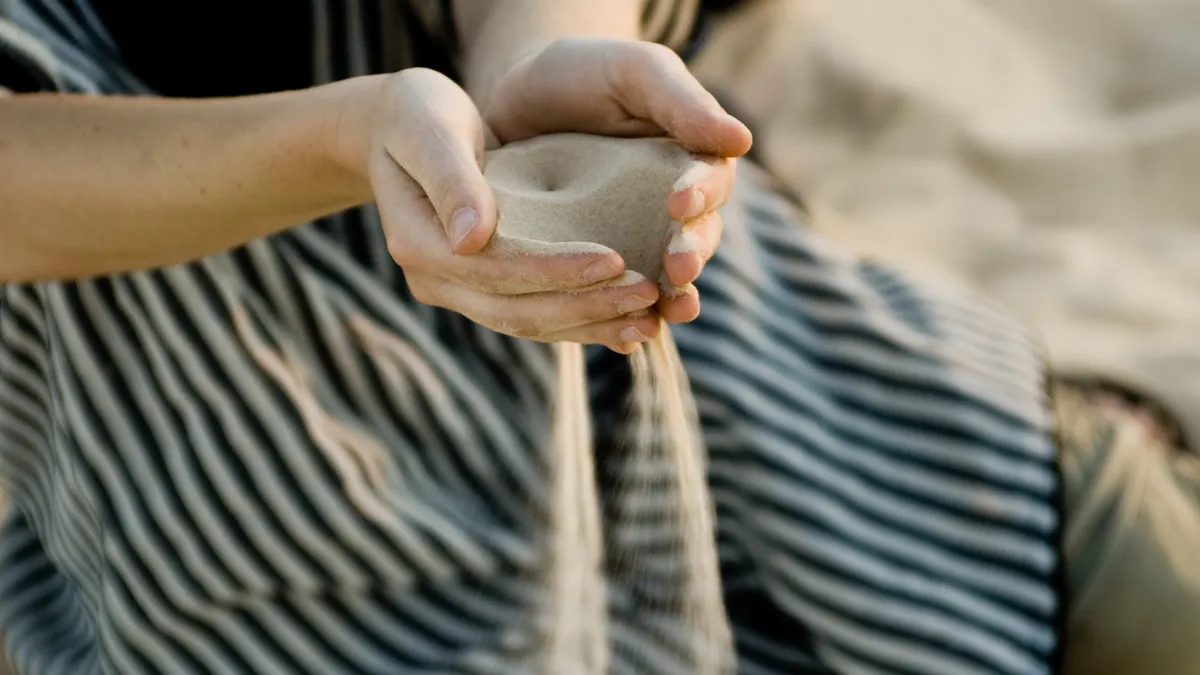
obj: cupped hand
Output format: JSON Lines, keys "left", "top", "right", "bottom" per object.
{"left": 484, "top": 38, "right": 754, "bottom": 325}
{"left": 350, "top": 68, "right": 662, "bottom": 352}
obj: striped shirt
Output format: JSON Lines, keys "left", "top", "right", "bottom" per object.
{"left": 0, "top": 1, "right": 1063, "bottom": 673}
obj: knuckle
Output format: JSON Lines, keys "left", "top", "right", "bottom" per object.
{"left": 591, "top": 302, "right": 625, "bottom": 324}
{"left": 607, "top": 42, "right": 683, "bottom": 104}
{"left": 637, "top": 317, "right": 663, "bottom": 340}
{"left": 541, "top": 38, "right": 576, "bottom": 59}
{"left": 407, "top": 283, "right": 434, "bottom": 306}
{"left": 407, "top": 277, "right": 443, "bottom": 307}
{"left": 629, "top": 40, "right": 676, "bottom": 63}
{"left": 388, "top": 67, "right": 443, "bottom": 93}
{"left": 429, "top": 173, "right": 464, "bottom": 215}
{"left": 608, "top": 42, "right": 660, "bottom": 86}
{"left": 452, "top": 262, "right": 495, "bottom": 292}
{"left": 701, "top": 211, "right": 723, "bottom": 234}
{"left": 705, "top": 219, "right": 724, "bottom": 255}
{"left": 477, "top": 302, "right": 546, "bottom": 339}
{"left": 386, "top": 237, "right": 419, "bottom": 269}
{"left": 385, "top": 68, "right": 417, "bottom": 94}
{"left": 556, "top": 293, "right": 604, "bottom": 323}
{"left": 385, "top": 240, "right": 410, "bottom": 266}
{"left": 492, "top": 317, "right": 541, "bottom": 339}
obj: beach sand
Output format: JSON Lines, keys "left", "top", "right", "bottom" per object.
{"left": 694, "top": 0, "right": 1200, "bottom": 442}
{"left": 484, "top": 133, "right": 697, "bottom": 288}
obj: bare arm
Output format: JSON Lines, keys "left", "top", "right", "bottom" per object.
{"left": 0, "top": 76, "right": 378, "bottom": 283}
{"left": 453, "top": 0, "right": 644, "bottom": 104}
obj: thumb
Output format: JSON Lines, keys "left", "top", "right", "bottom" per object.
{"left": 385, "top": 69, "right": 498, "bottom": 255}
{"left": 614, "top": 43, "right": 753, "bottom": 158}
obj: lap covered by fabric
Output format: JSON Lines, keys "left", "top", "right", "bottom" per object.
{"left": 1055, "top": 384, "right": 1200, "bottom": 675}
{"left": 0, "top": 2, "right": 1070, "bottom": 674}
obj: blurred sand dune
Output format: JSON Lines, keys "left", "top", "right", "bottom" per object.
{"left": 695, "top": 0, "right": 1200, "bottom": 442}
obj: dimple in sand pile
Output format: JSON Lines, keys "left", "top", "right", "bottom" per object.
{"left": 485, "top": 134, "right": 734, "bottom": 674}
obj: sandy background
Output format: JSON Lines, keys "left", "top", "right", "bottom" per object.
{"left": 694, "top": 0, "right": 1200, "bottom": 443}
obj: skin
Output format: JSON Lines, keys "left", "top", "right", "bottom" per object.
{"left": 0, "top": 79, "right": 376, "bottom": 280}
{"left": 0, "top": 1, "right": 751, "bottom": 352}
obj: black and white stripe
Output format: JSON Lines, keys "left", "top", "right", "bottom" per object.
{"left": 0, "top": 1, "right": 1061, "bottom": 673}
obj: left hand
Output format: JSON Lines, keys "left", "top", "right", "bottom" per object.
{"left": 483, "top": 38, "right": 754, "bottom": 326}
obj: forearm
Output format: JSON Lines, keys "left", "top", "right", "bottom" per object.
{"left": 0, "top": 77, "right": 377, "bottom": 283}
{"left": 453, "top": 0, "right": 643, "bottom": 103}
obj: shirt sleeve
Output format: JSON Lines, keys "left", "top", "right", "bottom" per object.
{"left": 1, "top": 0, "right": 123, "bottom": 94}
{"left": 0, "top": 14, "right": 57, "bottom": 92}
{"left": 402, "top": 0, "right": 455, "bottom": 53}
{"left": 641, "top": 0, "right": 702, "bottom": 54}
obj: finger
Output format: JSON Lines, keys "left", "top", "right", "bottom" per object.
{"left": 537, "top": 311, "right": 663, "bottom": 349}
{"left": 375, "top": 156, "right": 627, "bottom": 293}
{"left": 465, "top": 237, "right": 626, "bottom": 295}
{"left": 667, "top": 156, "right": 737, "bottom": 222}
{"left": 382, "top": 68, "right": 497, "bottom": 255}
{"left": 612, "top": 43, "right": 754, "bottom": 158}
{"left": 657, "top": 284, "right": 700, "bottom": 324}
{"left": 663, "top": 212, "right": 723, "bottom": 287}
{"left": 425, "top": 272, "right": 661, "bottom": 337}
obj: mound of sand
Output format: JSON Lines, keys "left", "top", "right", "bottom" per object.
{"left": 694, "top": 0, "right": 1200, "bottom": 442}
{"left": 483, "top": 133, "right": 697, "bottom": 287}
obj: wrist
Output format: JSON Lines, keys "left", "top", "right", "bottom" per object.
{"left": 316, "top": 74, "right": 389, "bottom": 197}
{"left": 454, "top": 0, "right": 641, "bottom": 105}
{"left": 467, "top": 41, "right": 547, "bottom": 110}
{"left": 475, "top": 49, "right": 539, "bottom": 123}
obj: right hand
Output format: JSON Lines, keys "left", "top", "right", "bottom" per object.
{"left": 340, "top": 68, "right": 663, "bottom": 353}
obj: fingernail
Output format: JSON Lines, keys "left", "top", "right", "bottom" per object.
{"left": 450, "top": 207, "right": 478, "bottom": 248}
{"left": 682, "top": 188, "right": 705, "bottom": 220}
{"left": 617, "top": 295, "right": 655, "bottom": 314}
{"left": 619, "top": 326, "right": 647, "bottom": 343}
{"left": 584, "top": 259, "right": 622, "bottom": 282}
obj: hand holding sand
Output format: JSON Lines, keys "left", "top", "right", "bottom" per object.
{"left": 484, "top": 133, "right": 717, "bottom": 352}
{"left": 364, "top": 65, "right": 745, "bottom": 351}
{"left": 362, "top": 68, "right": 663, "bottom": 351}
{"left": 483, "top": 37, "right": 752, "bottom": 323}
